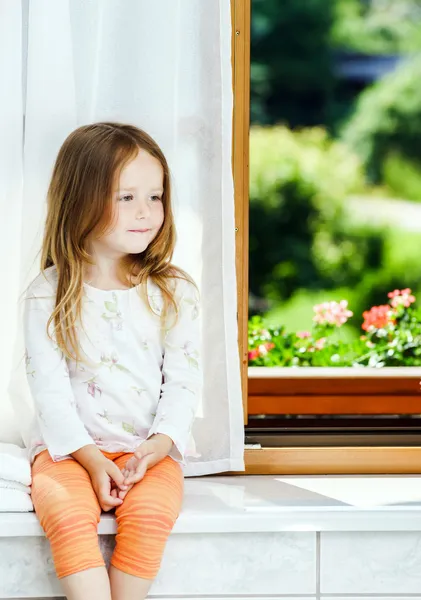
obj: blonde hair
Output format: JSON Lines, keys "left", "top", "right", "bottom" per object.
{"left": 40, "top": 122, "right": 195, "bottom": 361}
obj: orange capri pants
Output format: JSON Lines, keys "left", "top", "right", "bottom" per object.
{"left": 31, "top": 449, "right": 184, "bottom": 580}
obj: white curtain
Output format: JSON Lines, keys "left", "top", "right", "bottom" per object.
{"left": 0, "top": 0, "right": 245, "bottom": 476}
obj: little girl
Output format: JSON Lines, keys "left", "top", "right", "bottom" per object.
{"left": 23, "top": 122, "right": 202, "bottom": 600}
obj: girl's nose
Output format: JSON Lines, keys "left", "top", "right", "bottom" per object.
{"left": 136, "top": 202, "right": 150, "bottom": 219}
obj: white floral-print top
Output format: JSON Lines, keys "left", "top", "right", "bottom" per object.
{"left": 23, "top": 266, "right": 202, "bottom": 465}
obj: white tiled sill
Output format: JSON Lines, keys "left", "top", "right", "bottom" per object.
{"left": 4, "top": 476, "right": 421, "bottom": 597}
{"left": 2, "top": 474, "right": 421, "bottom": 535}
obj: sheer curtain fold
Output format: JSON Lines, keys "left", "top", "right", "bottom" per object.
{"left": 0, "top": 0, "right": 24, "bottom": 443}
{"left": 2, "top": 0, "right": 245, "bottom": 475}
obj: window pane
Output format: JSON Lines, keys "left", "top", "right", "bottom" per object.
{"left": 249, "top": 0, "right": 421, "bottom": 370}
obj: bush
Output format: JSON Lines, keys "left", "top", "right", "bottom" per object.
{"left": 382, "top": 152, "right": 421, "bottom": 201}
{"left": 249, "top": 126, "right": 386, "bottom": 307}
{"left": 263, "top": 227, "right": 421, "bottom": 340}
{"left": 343, "top": 56, "right": 421, "bottom": 185}
{"left": 352, "top": 228, "right": 421, "bottom": 321}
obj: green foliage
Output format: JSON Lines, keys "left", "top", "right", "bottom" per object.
{"left": 262, "top": 228, "right": 421, "bottom": 340}
{"left": 343, "top": 56, "right": 421, "bottom": 183}
{"left": 251, "top": 0, "right": 421, "bottom": 127}
{"left": 331, "top": 0, "right": 421, "bottom": 54}
{"left": 350, "top": 229, "right": 421, "bottom": 322}
{"left": 251, "top": 0, "right": 335, "bottom": 126}
{"left": 249, "top": 126, "right": 386, "bottom": 306}
{"left": 248, "top": 315, "right": 366, "bottom": 367}
{"left": 249, "top": 3, "right": 421, "bottom": 355}
{"left": 382, "top": 152, "right": 421, "bottom": 201}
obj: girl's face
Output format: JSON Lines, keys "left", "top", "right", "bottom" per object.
{"left": 93, "top": 149, "right": 165, "bottom": 258}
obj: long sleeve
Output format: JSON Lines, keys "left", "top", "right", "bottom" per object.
{"left": 147, "top": 279, "right": 202, "bottom": 464}
{"left": 23, "top": 285, "right": 94, "bottom": 460}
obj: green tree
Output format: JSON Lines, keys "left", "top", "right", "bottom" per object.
{"left": 343, "top": 56, "right": 421, "bottom": 184}
{"left": 331, "top": 0, "right": 421, "bottom": 54}
{"left": 249, "top": 126, "right": 386, "bottom": 308}
{"left": 251, "top": 0, "right": 335, "bottom": 126}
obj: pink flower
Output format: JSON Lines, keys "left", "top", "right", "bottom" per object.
{"left": 314, "top": 337, "right": 326, "bottom": 350}
{"left": 297, "top": 331, "right": 311, "bottom": 339}
{"left": 258, "top": 342, "right": 275, "bottom": 356}
{"left": 387, "top": 288, "right": 415, "bottom": 308}
{"left": 313, "top": 300, "right": 353, "bottom": 326}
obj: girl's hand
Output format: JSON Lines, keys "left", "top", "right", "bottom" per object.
{"left": 72, "top": 444, "right": 128, "bottom": 511}
{"left": 120, "top": 434, "right": 173, "bottom": 491}
{"left": 88, "top": 457, "right": 128, "bottom": 511}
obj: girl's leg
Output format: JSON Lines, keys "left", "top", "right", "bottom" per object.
{"left": 108, "top": 566, "right": 152, "bottom": 600}
{"left": 31, "top": 450, "right": 110, "bottom": 600}
{"left": 109, "top": 455, "right": 184, "bottom": 600}
{"left": 61, "top": 567, "right": 111, "bottom": 600}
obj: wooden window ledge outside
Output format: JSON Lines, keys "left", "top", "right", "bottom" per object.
{"left": 242, "top": 366, "right": 421, "bottom": 475}
{"left": 248, "top": 366, "right": 421, "bottom": 415}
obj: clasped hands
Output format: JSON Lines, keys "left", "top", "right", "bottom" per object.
{"left": 87, "top": 433, "right": 173, "bottom": 511}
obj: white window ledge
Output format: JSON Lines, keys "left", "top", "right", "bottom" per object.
{"left": 249, "top": 366, "right": 421, "bottom": 378}
{"left": 2, "top": 475, "right": 421, "bottom": 536}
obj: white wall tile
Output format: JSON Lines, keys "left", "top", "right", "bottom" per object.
{"left": 321, "top": 531, "right": 421, "bottom": 593}
{"left": 0, "top": 532, "right": 316, "bottom": 597}
{"left": 151, "top": 532, "right": 316, "bottom": 595}
{"left": 0, "top": 537, "right": 61, "bottom": 598}
{"left": 101, "top": 533, "right": 317, "bottom": 595}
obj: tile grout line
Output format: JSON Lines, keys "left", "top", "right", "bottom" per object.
{"left": 316, "top": 531, "right": 321, "bottom": 600}
{"left": 321, "top": 595, "right": 421, "bottom": 598}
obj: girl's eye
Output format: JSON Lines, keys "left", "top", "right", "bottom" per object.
{"left": 119, "top": 194, "right": 133, "bottom": 202}
{"left": 151, "top": 195, "right": 162, "bottom": 202}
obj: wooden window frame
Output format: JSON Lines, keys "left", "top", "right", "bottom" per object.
{"left": 232, "top": 0, "right": 250, "bottom": 423}
{"left": 231, "top": 0, "right": 421, "bottom": 475}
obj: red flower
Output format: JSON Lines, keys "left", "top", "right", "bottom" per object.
{"left": 248, "top": 342, "right": 275, "bottom": 361}
{"left": 362, "top": 305, "right": 394, "bottom": 331}
{"left": 248, "top": 349, "right": 259, "bottom": 360}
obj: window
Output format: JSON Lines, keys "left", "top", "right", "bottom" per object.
{"left": 231, "top": 0, "right": 421, "bottom": 474}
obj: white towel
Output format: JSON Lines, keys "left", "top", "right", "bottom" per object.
{"left": 0, "top": 478, "right": 31, "bottom": 495}
{"left": 0, "top": 488, "right": 33, "bottom": 512}
{"left": 0, "top": 443, "right": 31, "bottom": 487}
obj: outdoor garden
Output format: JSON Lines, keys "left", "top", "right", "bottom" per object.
{"left": 248, "top": 0, "right": 421, "bottom": 367}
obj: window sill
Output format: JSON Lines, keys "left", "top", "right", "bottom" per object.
{"left": 245, "top": 366, "right": 421, "bottom": 475}
{"left": 248, "top": 366, "right": 421, "bottom": 415}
